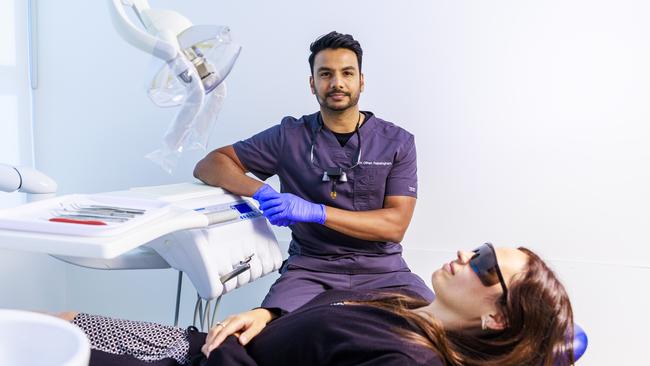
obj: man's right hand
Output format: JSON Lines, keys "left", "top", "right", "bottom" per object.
{"left": 193, "top": 145, "right": 264, "bottom": 197}
{"left": 201, "top": 308, "right": 276, "bottom": 357}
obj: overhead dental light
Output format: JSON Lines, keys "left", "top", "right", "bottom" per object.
{"left": 108, "top": 0, "right": 242, "bottom": 173}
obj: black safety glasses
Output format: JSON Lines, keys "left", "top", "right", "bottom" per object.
{"left": 469, "top": 243, "right": 508, "bottom": 301}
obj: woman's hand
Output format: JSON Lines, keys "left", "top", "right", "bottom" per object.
{"left": 202, "top": 308, "right": 276, "bottom": 357}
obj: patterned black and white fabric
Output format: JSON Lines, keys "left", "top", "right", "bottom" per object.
{"left": 72, "top": 313, "right": 191, "bottom": 365}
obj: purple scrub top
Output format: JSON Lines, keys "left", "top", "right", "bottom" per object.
{"left": 233, "top": 111, "right": 418, "bottom": 274}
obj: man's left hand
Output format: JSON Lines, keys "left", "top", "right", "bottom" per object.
{"left": 254, "top": 190, "right": 326, "bottom": 226}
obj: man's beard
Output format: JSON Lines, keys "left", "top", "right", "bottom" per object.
{"left": 316, "top": 91, "right": 360, "bottom": 112}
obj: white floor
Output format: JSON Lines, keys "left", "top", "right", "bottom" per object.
{"left": 403, "top": 248, "right": 650, "bottom": 365}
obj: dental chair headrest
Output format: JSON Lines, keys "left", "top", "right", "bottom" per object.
{"left": 555, "top": 323, "right": 588, "bottom": 365}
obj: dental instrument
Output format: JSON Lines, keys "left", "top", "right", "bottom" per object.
{"left": 49, "top": 218, "right": 108, "bottom": 226}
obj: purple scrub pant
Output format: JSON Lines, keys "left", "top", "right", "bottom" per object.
{"left": 261, "top": 263, "right": 435, "bottom": 313}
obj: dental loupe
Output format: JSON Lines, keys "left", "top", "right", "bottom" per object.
{"left": 108, "top": 0, "right": 242, "bottom": 173}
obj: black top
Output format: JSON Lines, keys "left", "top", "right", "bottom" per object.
{"left": 205, "top": 289, "right": 442, "bottom": 366}
{"left": 330, "top": 112, "right": 369, "bottom": 147}
{"left": 331, "top": 130, "right": 356, "bottom": 147}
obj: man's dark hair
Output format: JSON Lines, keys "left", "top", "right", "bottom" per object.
{"left": 308, "top": 31, "right": 363, "bottom": 75}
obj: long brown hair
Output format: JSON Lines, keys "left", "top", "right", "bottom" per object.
{"left": 363, "top": 247, "right": 575, "bottom": 366}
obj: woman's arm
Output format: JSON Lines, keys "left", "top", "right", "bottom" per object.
{"left": 363, "top": 353, "right": 442, "bottom": 366}
{"left": 204, "top": 336, "right": 260, "bottom": 366}
{"left": 202, "top": 308, "right": 277, "bottom": 357}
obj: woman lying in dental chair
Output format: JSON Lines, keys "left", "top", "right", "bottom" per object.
{"left": 58, "top": 244, "right": 578, "bottom": 366}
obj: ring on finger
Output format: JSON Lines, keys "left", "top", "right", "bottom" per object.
{"left": 215, "top": 322, "right": 225, "bottom": 328}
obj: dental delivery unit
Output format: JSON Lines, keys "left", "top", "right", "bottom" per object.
{"left": 0, "top": 182, "right": 283, "bottom": 329}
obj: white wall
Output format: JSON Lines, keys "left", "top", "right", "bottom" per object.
{"left": 6, "top": 0, "right": 648, "bottom": 364}
{"left": 0, "top": 0, "right": 68, "bottom": 312}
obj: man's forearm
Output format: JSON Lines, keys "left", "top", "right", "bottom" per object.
{"left": 323, "top": 206, "right": 410, "bottom": 243}
{"left": 194, "top": 150, "right": 263, "bottom": 197}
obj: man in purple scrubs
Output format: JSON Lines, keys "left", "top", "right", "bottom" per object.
{"left": 194, "top": 31, "right": 433, "bottom": 314}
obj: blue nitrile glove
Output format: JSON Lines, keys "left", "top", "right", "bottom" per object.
{"left": 252, "top": 184, "right": 296, "bottom": 226}
{"left": 252, "top": 184, "right": 281, "bottom": 202}
{"left": 255, "top": 192, "right": 326, "bottom": 227}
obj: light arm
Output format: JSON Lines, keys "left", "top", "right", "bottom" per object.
{"left": 0, "top": 163, "right": 57, "bottom": 194}
{"left": 108, "top": 0, "right": 182, "bottom": 61}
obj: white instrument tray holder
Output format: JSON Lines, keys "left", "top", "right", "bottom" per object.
{"left": 0, "top": 194, "right": 170, "bottom": 237}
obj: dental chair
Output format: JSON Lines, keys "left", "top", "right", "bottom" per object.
{"left": 566, "top": 323, "right": 588, "bottom": 364}
{"left": 0, "top": 180, "right": 588, "bottom": 361}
